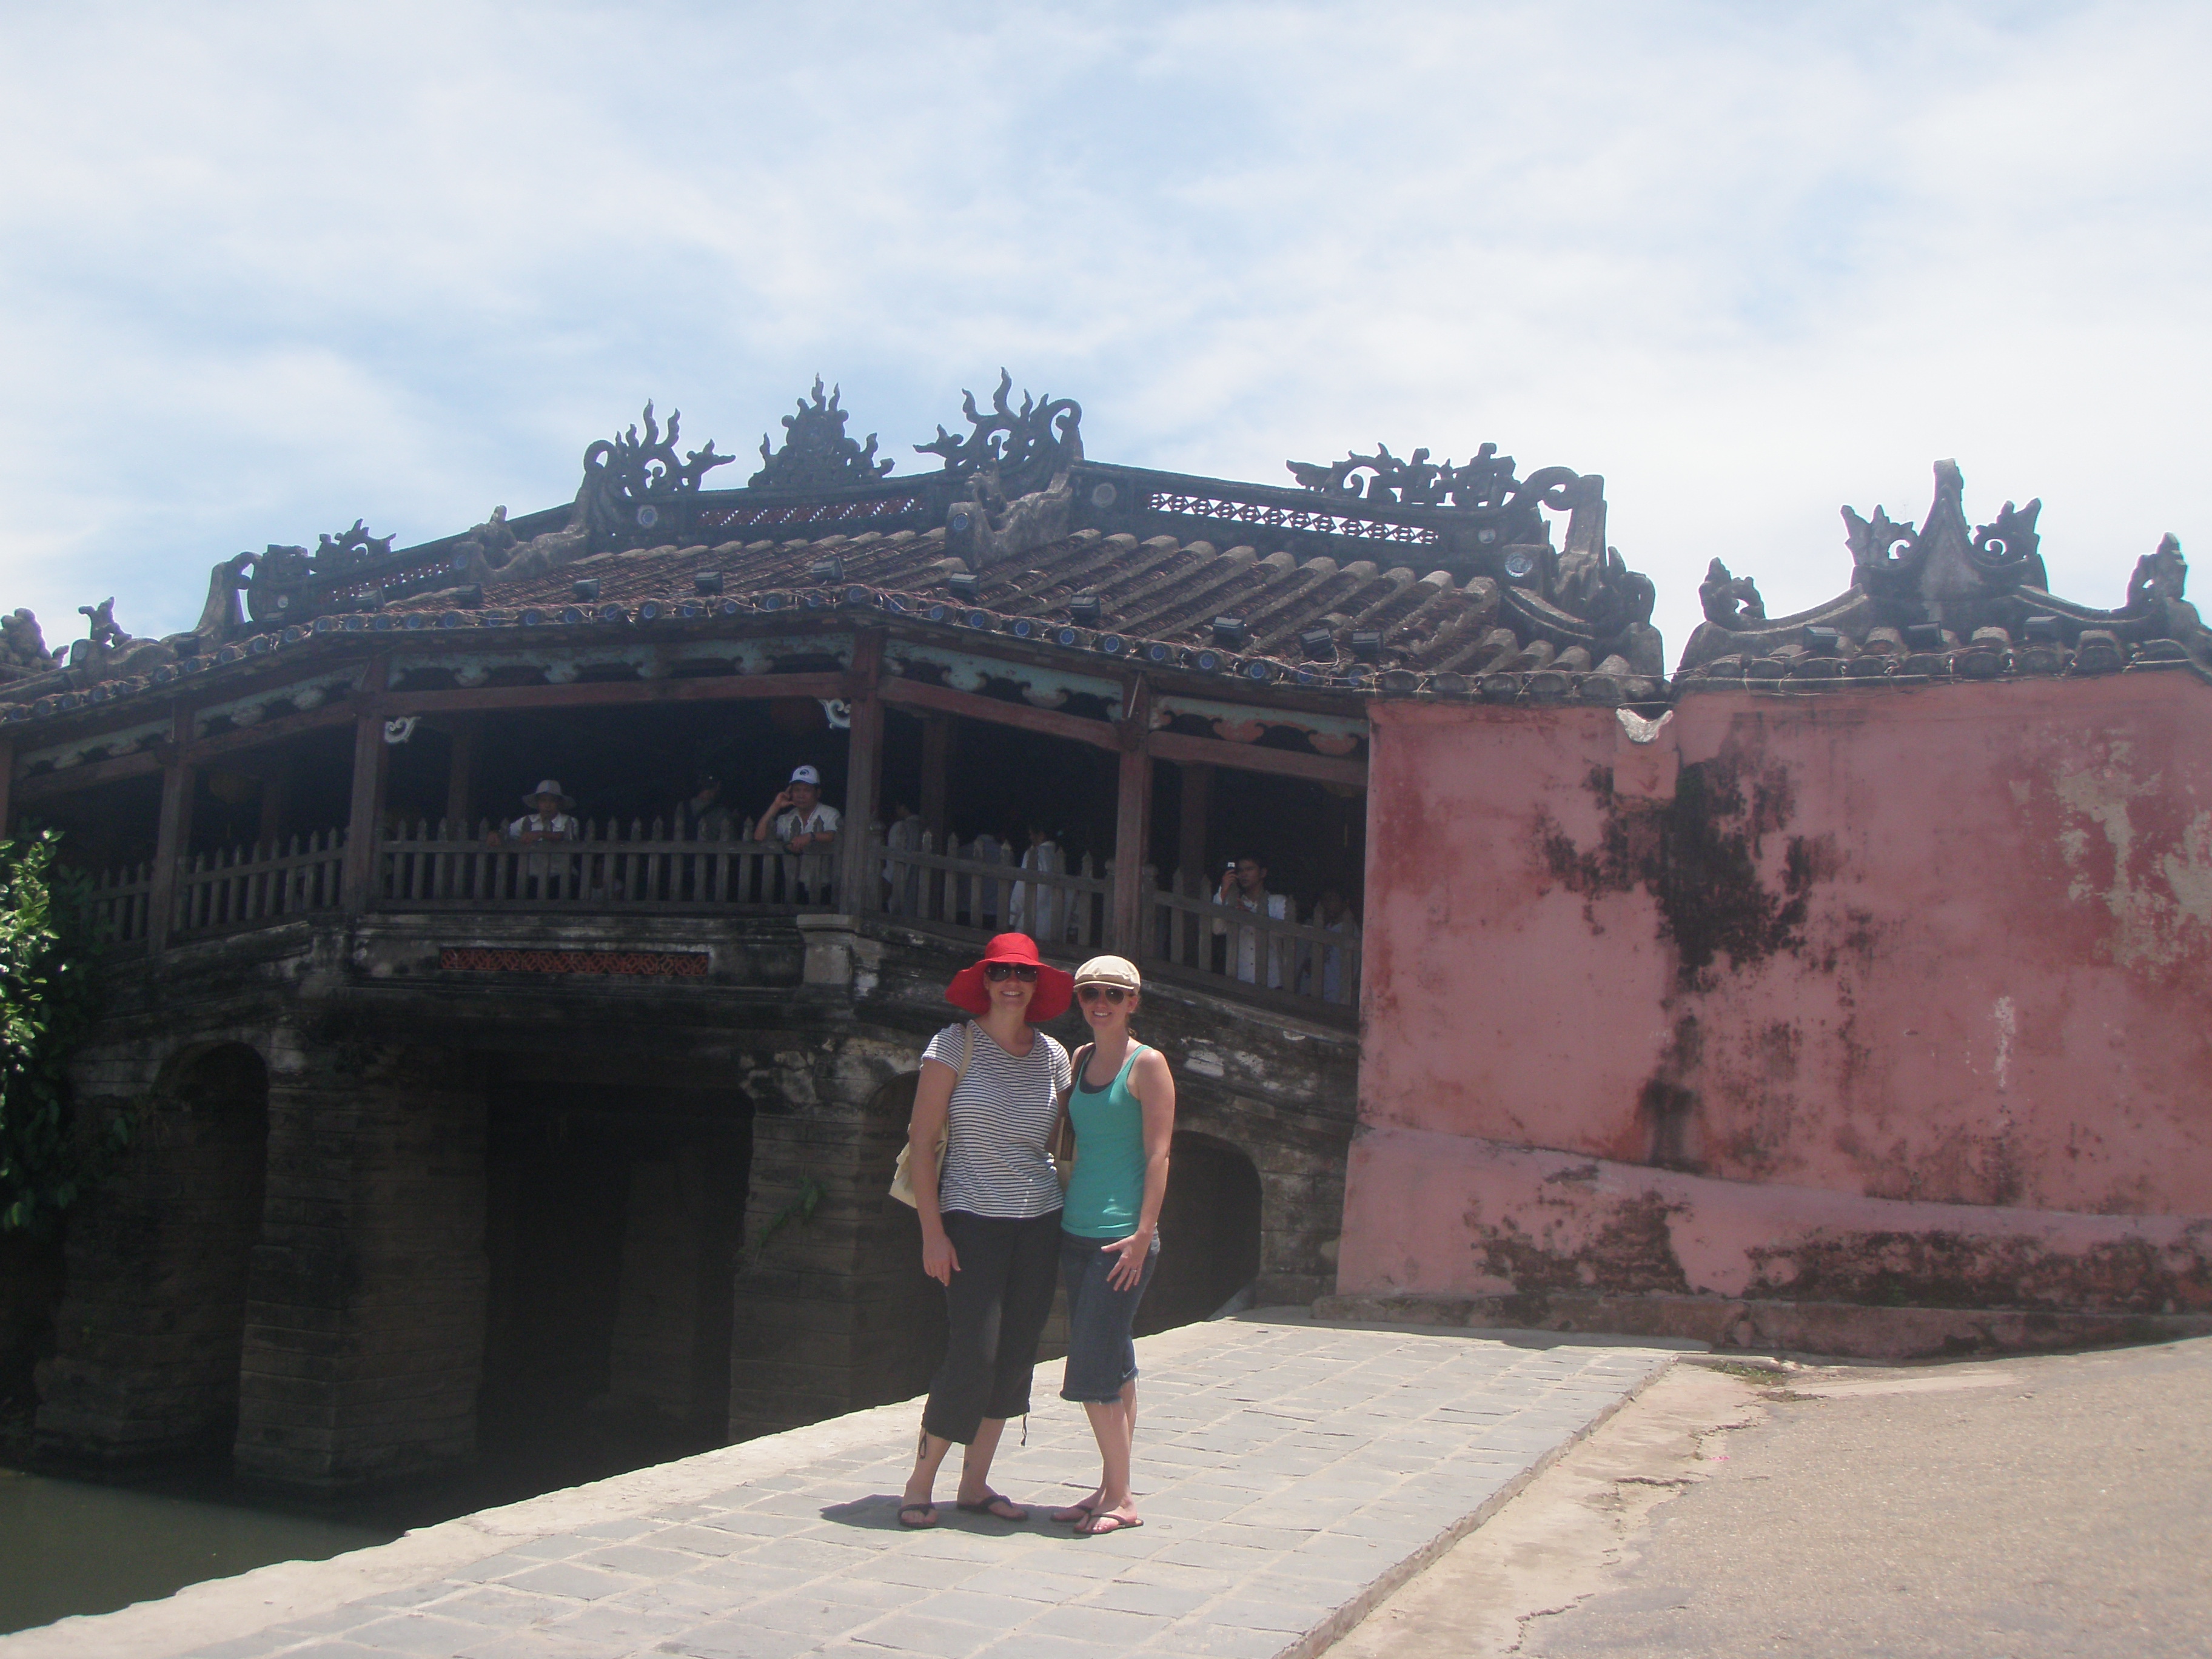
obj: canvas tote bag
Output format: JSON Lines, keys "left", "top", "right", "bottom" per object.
{"left": 888, "top": 1021, "right": 975, "bottom": 1207}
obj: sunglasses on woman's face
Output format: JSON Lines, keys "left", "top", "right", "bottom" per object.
{"left": 984, "top": 963, "right": 1039, "bottom": 982}
{"left": 1077, "top": 984, "right": 1130, "bottom": 1004}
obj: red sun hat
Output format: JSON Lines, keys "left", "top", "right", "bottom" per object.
{"left": 945, "top": 933, "right": 1075, "bottom": 1022}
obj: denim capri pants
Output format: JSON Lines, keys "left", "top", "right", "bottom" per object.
{"left": 1059, "top": 1229, "right": 1161, "bottom": 1403}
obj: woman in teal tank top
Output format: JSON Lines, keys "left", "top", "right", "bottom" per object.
{"left": 1050, "top": 954, "right": 1176, "bottom": 1536}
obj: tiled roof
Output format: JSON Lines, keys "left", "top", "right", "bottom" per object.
{"left": 381, "top": 523, "right": 1667, "bottom": 705}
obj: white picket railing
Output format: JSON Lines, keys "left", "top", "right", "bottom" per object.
{"left": 377, "top": 817, "right": 835, "bottom": 911}
{"left": 871, "top": 827, "right": 1111, "bottom": 952}
{"left": 1147, "top": 873, "right": 1362, "bottom": 1011}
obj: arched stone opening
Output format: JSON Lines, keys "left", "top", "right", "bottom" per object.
{"left": 1135, "top": 1131, "right": 1263, "bottom": 1337}
{"left": 36, "top": 1041, "right": 271, "bottom": 1466}
{"left": 163, "top": 1043, "right": 272, "bottom": 1458}
{"left": 480, "top": 1051, "right": 750, "bottom": 1480}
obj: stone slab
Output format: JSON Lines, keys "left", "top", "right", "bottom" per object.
{"left": 0, "top": 1313, "right": 1675, "bottom": 1659}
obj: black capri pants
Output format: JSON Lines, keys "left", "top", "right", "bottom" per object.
{"left": 921, "top": 1208, "right": 1063, "bottom": 1444}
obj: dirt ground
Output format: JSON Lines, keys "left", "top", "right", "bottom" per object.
{"left": 1329, "top": 1336, "right": 2212, "bottom": 1658}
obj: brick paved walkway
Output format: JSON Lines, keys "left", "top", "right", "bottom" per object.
{"left": 3, "top": 1316, "right": 1676, "bottom": 1659}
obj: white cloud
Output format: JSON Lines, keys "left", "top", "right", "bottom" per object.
{"left": 0, "top": 0, "right": 2206, "bottom": 660}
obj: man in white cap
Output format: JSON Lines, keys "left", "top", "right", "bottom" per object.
{"left": 756, "top": 764, "right": 841, "bottom": 902}
{"left": 753, "top": 764, "right": 840, "bottom": 850}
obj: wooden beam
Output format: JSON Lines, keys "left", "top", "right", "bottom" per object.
{"left": 1147, "top": 729, "right": 1367, "bottom": 789}
{"left": 835, "top": 631, "right": 886, "bottom": 912}
{"left": 13, "top": 749, "right": 164, "bottom": 803}
{"left": 256, "top": 770, "right": 289, "bottom": 853}
{"left": 919, "top": 716, "right": 951, "bottom": 842}
{"left": 146, "top": 706, "right": 196, "bottom": 954}
{"left": 1109, "top": 680, "right": 1153, "bottom": 952}
{"left": 186, "top": 699, "right": 357, "bottom": 765}
{"left": 381, "top": 672, "right": 849, "bottom": 717}
{"left": 444, "top": 720, "right": 479, "bottom": 835}
{"left": 1178, "top": 760, "right": 1212, "bottom": 896}
{"left": 879, "top": 677, "right": 1122, "bottom": 752}
{"left": 340, "top": 658, "right": 391, "bottom": 914}
{"left": 15, "top": 697, "right": 360, "bottom": 805}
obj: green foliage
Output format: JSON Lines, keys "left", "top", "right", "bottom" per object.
{"left": 743, "top": 1175, "right": 826, "bottom": 1273}
{"left": 0, "top": 830, "right": 121, "bottom": 1233}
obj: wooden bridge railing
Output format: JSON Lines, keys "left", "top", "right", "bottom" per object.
{"left": 1147, "top": 873, "right": 1362, "bottom": 1012}
{"left": 870, "top": 826, "right": 1111, "bottom": 953}
{"left": 377, "top": 817, "right": 834, "bottom": 911}
{"left": 87, "top": 819, "right": 1359, "bottom": 1016}
{"left": 86, "top": 861, "right": 156, "bottom": 950}
{"left": 173, "top": 830, "right": 347, "bottom": 938}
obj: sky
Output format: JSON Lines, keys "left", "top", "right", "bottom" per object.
{"left": 2, "top": 1, "right": 2207, "bottom": 669}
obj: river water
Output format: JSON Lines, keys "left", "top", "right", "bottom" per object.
{"left": 0, "top": 1465, "right": 394, "bottom": 1636}
{"left": 0, "top": 1408, "right": 719, "bottom": 1637}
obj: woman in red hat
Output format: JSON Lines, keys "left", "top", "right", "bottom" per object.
{"left": 897, "top": 933, "right": 1076, "bottom": 1528}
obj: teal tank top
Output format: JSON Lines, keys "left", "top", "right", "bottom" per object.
{"left": 1062, "top": 1045, "right": 1150, "bottom": 1239}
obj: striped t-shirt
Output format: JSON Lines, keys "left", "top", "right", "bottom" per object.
{"left": 925, "top": 1022, "right": 1070, "bottom": 1220}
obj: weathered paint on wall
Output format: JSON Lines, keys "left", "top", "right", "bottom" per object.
{"left": 1344, "top": 675, "right": 2212, "bottom": 1325}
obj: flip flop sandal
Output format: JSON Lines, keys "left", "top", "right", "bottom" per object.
{"left": 1048, "top": 1501, "right": 1098, "bottom": 1524}
{"left": 1076, "top": 1511, "right": 1143, "bottom": 1537}
{"left": 897, "top": 1502, "right": 939, "bottom": 1529}
{"left": 955, "top": 1492, "right": 1029, "bottom": 1521}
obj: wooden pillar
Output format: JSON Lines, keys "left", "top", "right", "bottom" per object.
{"left": 340, "top": 658, "right": 390, "bottom": 914}
{"left": 836, "top": 631, "right": 885, "bottom": 913}
{"left": 1178, "top": 760, "right": 1213, "bottom": 896}
{"left": 918, "top": 714, "right": 951, "bottom": 843}
{"left": 256, "top": 771, "right": 289, "bottom": 854}
{"left": 1109, "top": 679, "right": 1153, "bottom": 953}
{"left": 146, "top": 706, "right": 196, "bottom": 954}
{"left": 444, "top": 720, "right": 478, "bottom": 836}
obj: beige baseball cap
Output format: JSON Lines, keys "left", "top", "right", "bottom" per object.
{"left": 1072, "top": 954, "right": 1142, "bottom": 990}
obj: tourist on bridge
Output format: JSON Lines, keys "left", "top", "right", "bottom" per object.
{"left": 491, "top": 779, "right": 580, "bottom": 896}
{"left": 673, "top": 773, "right": 732, "bottom": 840}
{"left": 752, "top": 763, "right": 840, "bottom": 850}
{"left": 896, "top": 933, "right": 1074, "bottom": 1529}
{"left": 1213, "top": 853, "right": 1289, "bottom": 988}
{"left": 1007, "top": 822, "right": 1064, "bottom": 943}
{"left": 1050, "top": 954, "right": 1175, "bottom": 1536}
{"left": 754, "top": 763, "right": 840, "bottom": 902}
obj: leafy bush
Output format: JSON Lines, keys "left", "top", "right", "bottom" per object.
{"left": 0, "top": 830, "right": 122, "bottom": 1233}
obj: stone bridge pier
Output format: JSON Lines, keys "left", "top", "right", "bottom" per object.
{"left": 28, "top": 916, "right": 1359, "bottom": 1492}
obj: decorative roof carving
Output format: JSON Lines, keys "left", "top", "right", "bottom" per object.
{"left": 0, "top": 610, "right": 59, "bottom": 682}
{"left": 76, "top": 598, "right": 126, "bottom": 648}
{"left": 749, "top": 378, "right": 894, "bottom": 491}
{"left": 914, "top": 370, "right": 1083, "bottom": 497}
{"left": 578, "top": 402, "right": 734, "bottom": 540}
{"left": 1678, "top": 460, "right": 2212, "bottom": 681}
{"left": 1285, "top": 441, "right": 1523, "bottom": 509}
{"left": 313, "top": 520, "right": 397, "bottom": 573}
{"left": 1282, "top": 440, "right": 1605, "bottom": 565}
{"left": 1698, "top": 560, "right": 1765, "bottom": 627}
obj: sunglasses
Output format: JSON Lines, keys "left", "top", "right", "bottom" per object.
{"left": 1076, "top": 984, "right": 1131, "bottom": 1004}
{"left": 983, "top": 962, "right": 1040, "bottom": 982}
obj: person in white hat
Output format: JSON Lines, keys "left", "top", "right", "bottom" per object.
{"left": 752, "top": 764, "right": 840, "bottom": 850}
{"left": 493, "top": 780, "right": 580, "bottom": 894}
{"left": 755, "top": 763, "right": 841, "bottom": 902}
{"left": 1048, "top": 954, "right": 1176, "bottom": 1536}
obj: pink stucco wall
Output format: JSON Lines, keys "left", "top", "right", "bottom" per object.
{"left": 1342, "top": 675, "right": 2212, "bottom": 1318}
